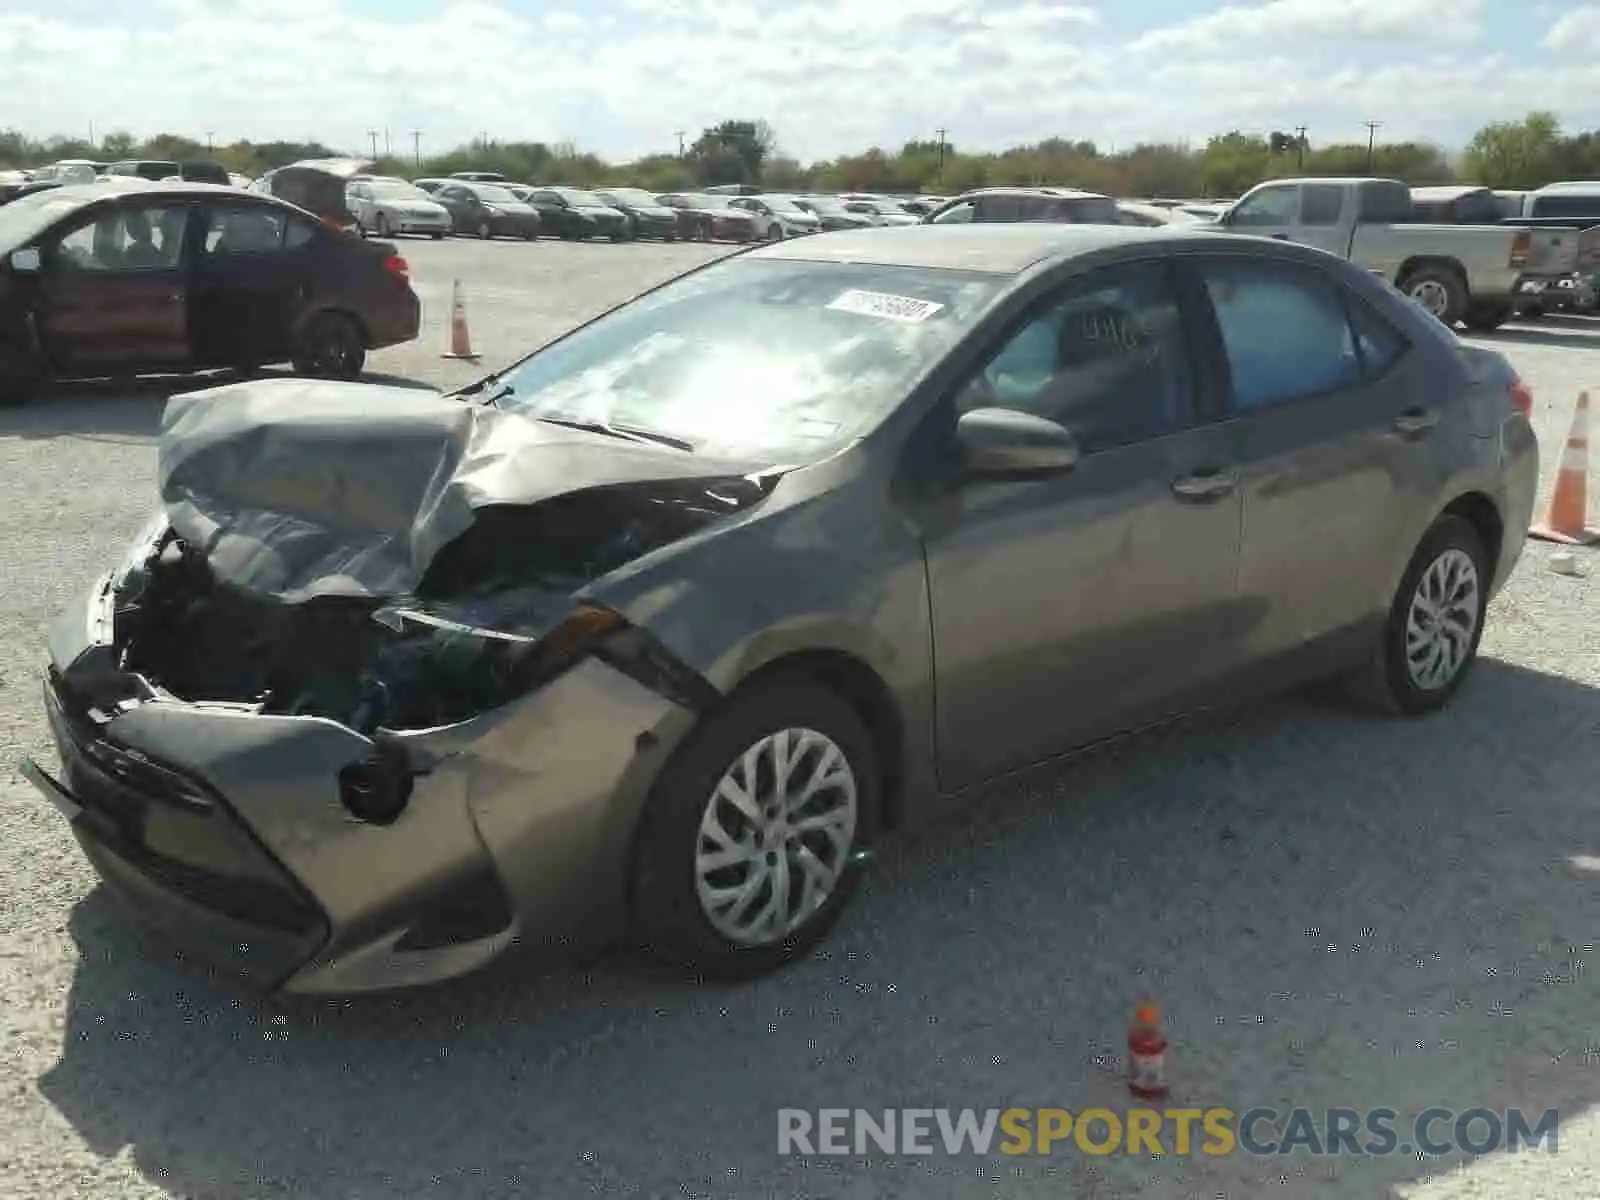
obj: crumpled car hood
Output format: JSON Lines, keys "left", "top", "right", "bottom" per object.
{"left": 158, "top": 378, "right": 770, "bottom": 602}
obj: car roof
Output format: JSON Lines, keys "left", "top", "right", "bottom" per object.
{"left": 1531, "top": 180, "right": 1600, "bottom": 194}
{"left": 745, "top": 223, "right": 1250, "bottom": 274}
{"left": 1410, "top": 185, "right": 1491, "bottom": 201}
{"left": 954, "top": 186, "right": 1112, "bottom": 202}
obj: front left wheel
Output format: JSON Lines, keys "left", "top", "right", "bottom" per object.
{"left": 1345, "top": 514, "right": 1489, "bottom": 716}
{"left": 631, "top": 677, "right": 879, "bottom": 980}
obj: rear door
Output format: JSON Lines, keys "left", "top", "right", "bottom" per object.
{"left": 188, "top": 201, "right": 316, "bottom": 368}
{"left": 1288, "top": 183, "right": 1349, "bottom": 255}
{"left": 34, "top": 199, "right": 192, "bottom": 372}
{"left": 1185, "top": 253, "right": 1451, "bottom": 669}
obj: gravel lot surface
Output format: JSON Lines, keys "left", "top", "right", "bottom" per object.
{"left": 0, "top": 237, "right": 1595, "bottom": 1199}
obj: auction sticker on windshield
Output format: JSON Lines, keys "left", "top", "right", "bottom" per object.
{"left": 827, "top": 289, "right": 945, "bottom": 323}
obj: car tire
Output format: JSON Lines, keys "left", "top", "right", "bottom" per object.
{"left": 1344, "top": 514, "right": 1490, "bottom": 717}
{"left": 1462, "top": 303, "right": 1512, "bottom": 332}
{"left": 631, "top": 676, "right": 880, "bottom": 981}
{"left": 767, "top": 223, "right": 783, "bottom": 241}
{"left": 476, "top": 220, "right": 491, "bottom": 239}
{"left": 1399, "top": 265, "right": 1468, "bottom": 327}
{"left": 374, "top": 213, "right": 391, "bottom": 238}
{"left": 430, "top": 232, "right": 445, "bottom": 240}
{"left": 291, "top": 312, "right": 367, "bottom": 381}
{"left": 697, "top": 223, "right": 711, "bottom": 243}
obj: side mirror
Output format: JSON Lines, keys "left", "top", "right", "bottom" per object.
{"left": 9, "top": 248, "right": 41, "bottom": 273}
{"left": 956, "top": 407, "right": 1079, "bottom": 479}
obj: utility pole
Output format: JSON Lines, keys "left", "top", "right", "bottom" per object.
{"left": 674, "top": 130, "right": 686, "bottom": 158}
{"left": 410, "top": 130, "right": 422, "bottom": 169}
{"left": 1294, "top": 125, "right": 1307, "bottom": 170}
{"left": 384, "top": 128, "right": 391, "bottom": 158}
{"left": 367, "top": 129, "right": 379, "bottom": 159}
{"left": 935, "top": 125, "right": 947, "bottom": 184}
{"left": 1364, "top": 121, "right": 1382, "bottom": 171}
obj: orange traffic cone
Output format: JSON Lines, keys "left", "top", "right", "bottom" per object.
{"left": 440, "top": 280, "right": 478, "bottom": 361}
{"left": 1530, "top": 391, "right": 1598, "bottom": 545}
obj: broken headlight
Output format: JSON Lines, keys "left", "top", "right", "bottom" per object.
{"left": 353, "top": 601, "right": 626, "bottom": 732}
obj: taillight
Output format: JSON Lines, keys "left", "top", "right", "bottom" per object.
{"left": 1510, "top": 378, "right": 1533, "bottom": 417}
{"left": 1509, "top": 229, "right": 1531, "bottom": 268}
{"left": 383, "top": 254, "right": 409, "bottom": 279}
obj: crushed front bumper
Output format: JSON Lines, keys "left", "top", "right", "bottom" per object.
{"left": 26, "top": 574, "right": 696, "bottom": 994}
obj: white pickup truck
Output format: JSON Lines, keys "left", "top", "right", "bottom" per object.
{"left": 1212, "top": 176, "right": 1599, "bottom": 331}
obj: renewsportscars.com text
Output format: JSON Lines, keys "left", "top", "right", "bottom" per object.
{"left": 777, "top": 1107, "right": 1560, "bottom": 1158}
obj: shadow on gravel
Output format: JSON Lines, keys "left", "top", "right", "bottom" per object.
{"left": 0, "top": 372, "right": 437, "bottom": 441}
{"left": 36, "top": 658, "right": 1600, "bottom": 1199}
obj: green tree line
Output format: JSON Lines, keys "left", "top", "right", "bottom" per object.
{"left": 0, "top": 112, "right": 1588, "bottom": 199}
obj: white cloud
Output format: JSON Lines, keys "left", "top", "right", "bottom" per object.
{"left": 0, "top": 0, "right": 1585, "bottom": 164}
{"left": 1130, "top": 0, "right": 1483, "bottom": 55}
{"left": 1545, "top": 8, "right": 1600, "bottom": 53}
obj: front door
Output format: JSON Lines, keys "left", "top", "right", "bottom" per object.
{"left": 1218, "top": 182, "right": 1299, "bottom": 243}
{"left": 188, "top": 202, "right": 317, "bottom": 368}
{"left": 1185, "top": 254, "right": 1453, "bottom": 664}
{"left": 35, "top": 200, "right": 191, "bottom": 373}
{"left": 913, "top": 260, "right": 1245, "bottom": 791}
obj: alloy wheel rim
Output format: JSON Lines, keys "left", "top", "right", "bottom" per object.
{"left": 1405, "top": 548, "right": 1480, "bottom": 691}
{"left": 1410, "top": 280, "right": 1449, "bottom": 316}
{"left": 694, "top": 727, "right": 858, "bottom": 946}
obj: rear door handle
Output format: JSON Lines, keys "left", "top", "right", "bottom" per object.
{"left": 1171, "top": 468, "right": 1238, "bottom": 502}
{"left": 1392, "top": 407, "right": 1439, "bottom": 437}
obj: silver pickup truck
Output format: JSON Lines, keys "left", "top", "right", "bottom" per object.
{"left": 1213, "top": 176, "right": 1600, "bottom": 331}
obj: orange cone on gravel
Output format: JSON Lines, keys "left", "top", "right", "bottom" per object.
{"left": 1530, "top": 391, "right": 1598, "bottom": 545}
{"left": 440, "top": 279, "right": 478, "bottom": 361}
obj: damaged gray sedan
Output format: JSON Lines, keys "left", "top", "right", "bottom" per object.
{"left": 27, "top": 224, "right": 1537, "bottom": 993}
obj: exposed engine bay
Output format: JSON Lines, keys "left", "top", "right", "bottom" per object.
{"left": 114, "top": 477, "right": 768, "bottom": 732}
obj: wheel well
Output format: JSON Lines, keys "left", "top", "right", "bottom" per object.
{"left": 1442, "top": 491, "right": 1504, "bottom": 573}
{"left": 732, "top": 650, "right": 908, "bottom": 833}
{"left": 299, "top": 306, "right": 371, "bottom": 349}
{"left": 1396, "top": 256, "right": 1467, "bottom": 292}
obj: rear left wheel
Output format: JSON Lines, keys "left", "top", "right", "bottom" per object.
{"left": 291, "top": 312, "right": 366, "bottom": 381}
{"left": 374, "top": 213, "right": 391, "bottom": 238}
{"left": 1345, "top": 514, "right": 1489, "bottom": 716}
{"left": 631, "top": 677, "right": 878, "bottom": 980}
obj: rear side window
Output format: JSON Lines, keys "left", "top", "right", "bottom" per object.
{"left": 1529, "top": 193, "right": 1600, "bottom": 219}
{"left": 976, "top": 196, "right": 1021, "bottom": 221}
{"left": 1300, "top": 185, "right": 1343, "bottom": 226}
{"left": 1346, "top": 294, "right": 1407, "bottom": 378}
{"left": 1357, "top": 182, "right": 1414, "bottom": 223}
{"left": 1197, "top": 257, "right": 1367, "bottom": 410}
{"left": 202, "top": 204, "right": 287, "bottom": 255}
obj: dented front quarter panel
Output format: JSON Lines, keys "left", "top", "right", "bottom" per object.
{"left": 583, "top": 453, "right": 940, "bottom": 821}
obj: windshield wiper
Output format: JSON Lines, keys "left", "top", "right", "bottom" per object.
{"left": 535, "top": 415, "right": 695, "bottom": 452}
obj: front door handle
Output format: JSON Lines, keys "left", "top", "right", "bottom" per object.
{"left": 1270, "top": 233, "right": 1288, "bottom": 240}
{"left": 1171, "top": 468, "right": 1238, "bottom": 502}
{"left": 1392, "top": 407, "right": 1439, "bottom": 437}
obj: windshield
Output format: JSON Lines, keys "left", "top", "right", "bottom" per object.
{"left": 472, "top": 185, "right": 520, "bottom": 204}
{"left": 0, "top": 190, "right": 89, "bottom": 252}
{"left": 556, "top": 188, "right": 605, "bottom": 206}
{"left": 489, "top": 257, "right": 1006, "bottom": 462}
{"left": 681, "top": 194, "right": 730, "bottom": 210}
{"left": 765, "top": 197, "right": 803, "bottom": 213}
{"left": 604, "top": 189, "right": 654, "bottom": 206}
{"left": 805, "top": 197, "right": 846, "bottom": 213}
{"left": 372, "top": 181, "right": 431, "bottom": 202}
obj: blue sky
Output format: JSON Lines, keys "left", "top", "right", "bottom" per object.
{"left": 1, "top": 0, "right": 1594, "bottom": 163}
